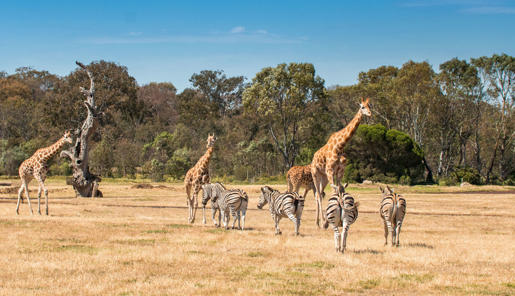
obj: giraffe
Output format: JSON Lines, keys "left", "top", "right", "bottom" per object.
{"left": 16, "top": 131, "right": 73, "bottom": 215}
{"left": 184, "top": 133, "right": 216, "bottom": 224}
{"left": 311, "top": 98, "right": 371, "bottom": 227}
{"left": 287, "top": 156, "right": 346, "bottom": 200}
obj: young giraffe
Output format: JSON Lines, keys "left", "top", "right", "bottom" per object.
{"left": 287, "top": 156, "right": 347, "bottom": 200}
{"left": 311, "top": 98, "right": 371, "bottom": 227}
{"left": 16, "top": 131, "right": 73, "bottom": 215}
{"left": 184, "top": 134, "right": 216, "bottom": 224}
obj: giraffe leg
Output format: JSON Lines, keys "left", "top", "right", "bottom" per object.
{"left": 190, "top": 185, "right": 201, "bottom": 224}
{"left": 37, "top": 184, "right": 42, "bottom": 215}
{"left": 24, "top": 182, "right": 34, "bottom": 215}
{"left": 16, "top": 181, "right": 27, "bottom": 215}
{"left": 185, "top": 183, "right": 192, "bottom": 222}
{"left": 35, "top": 175, "right": 48, "bottom": 215}
{"left": 311, "top": 171, "right": 323, "bottom": 228}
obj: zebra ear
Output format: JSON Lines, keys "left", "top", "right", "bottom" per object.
{"left": 343, "top": 183, "right": 348, "bottom": 189}
{"left": 330, "top": 184, "right": 338, "bottom": 190}
{"left": 379, "top": 186, "right": 384, "bottom": 193}
{"left": 386, "top": 185, "right": 393, "bottom": 193}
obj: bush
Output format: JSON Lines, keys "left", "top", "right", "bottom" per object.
{"left": 450, "top": 167, "right": 481, "bottom": 185}
{"left": 343, "top": 124, "right": 425, "bottom": 184}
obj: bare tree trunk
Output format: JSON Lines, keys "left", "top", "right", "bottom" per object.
{"left": 61, "top": 61, "right": 102, "bottom": 198}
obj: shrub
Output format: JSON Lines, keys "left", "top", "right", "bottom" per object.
{"left": 450, "top": 167, "right": 481, "bottom": 185}
{"left": 343, "top": 124, "right": 425, "bottom": 184}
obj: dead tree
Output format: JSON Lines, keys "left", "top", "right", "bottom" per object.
{"left": 61, "top": 61, "right": 102, "bottom": 197}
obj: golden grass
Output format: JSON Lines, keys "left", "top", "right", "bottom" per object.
{"left": 0, "top": 179, "right": 514, "bottom": 295}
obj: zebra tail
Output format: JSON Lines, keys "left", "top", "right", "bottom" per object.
{"left": 323, "top": 219, "right": 329, "bottom": 229}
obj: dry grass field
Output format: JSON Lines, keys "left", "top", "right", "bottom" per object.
{"left": 0, "top": 179, "right": 514, "bottom": 295}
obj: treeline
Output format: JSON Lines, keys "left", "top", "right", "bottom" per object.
{"left": 0, "top": 54, "right": 513, "bottom": 185}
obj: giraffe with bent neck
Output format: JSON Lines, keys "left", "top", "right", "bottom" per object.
{"left": 311, "top": 98, "right": 371, "bottom": 227}
{"left": 16, "top": 131, "right": 73, "bottom": 215}
{"left": 184, "top": 134, "right": 216, "bottom": 224}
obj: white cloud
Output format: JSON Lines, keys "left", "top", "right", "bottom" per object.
{"left": 230, "top": 26, "right": 245, "bottom": 34}
{"left": 256, "top": 29, "right": 268, "bottom": 34}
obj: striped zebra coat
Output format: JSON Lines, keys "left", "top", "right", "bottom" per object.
{"left": 379, "top": 185, "right": 406, "bottom": 247}
{"left": 323, "top": 183, "right": 359, "bottom": 253}
{"left": 257, "top": 186, "right": 304, "bottom": 235}
{"left": 201, "top": 182, "right": 226, "bottom": 226}
{"left": 202, "top": 183, "right": 248, "bottom": 230}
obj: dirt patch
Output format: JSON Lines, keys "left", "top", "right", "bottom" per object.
{"left": 130, "top": 183, "right": 169, "bottom": 189}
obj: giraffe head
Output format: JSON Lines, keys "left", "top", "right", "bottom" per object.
{"left": 206, "top": 133, "right": 216, "bottom": 148}
{"left": 359, "top": 98, "right": 371, "bottom": 117}
{"left": 63, "top": 131, "right": 73, "bottom": 144}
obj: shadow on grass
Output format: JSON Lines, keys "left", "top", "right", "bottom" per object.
{"left": 406, "top": 242, "right": 434, "bottom": 249}
{"left": 351, "top": 248, "right": 384, "bottom": 255}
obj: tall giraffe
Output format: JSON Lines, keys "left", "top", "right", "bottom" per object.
{"left": 16, "top": 131, "right": 73, "bottom": 215}
{"left": 311, "top": 98, "right": 371, "bottom": 227}
{"left": 184, "top": 134, "right": 216, "bottom": 224}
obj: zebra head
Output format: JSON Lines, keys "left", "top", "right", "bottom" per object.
{"left": 257, "top": 186, "right": 274, "bottom": 209}
{"left": 330, "top": 183, "right": 348, "bottom": 197}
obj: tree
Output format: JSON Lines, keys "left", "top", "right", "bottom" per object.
{"left": 190, "top": 70, "right": 246, "bottom": 117}
{"left": 60, "top": 62, "right": 102, "bottom": 197}
{"left": 138, "top": 82, "right": 178, "bottom": 127}
{"left": 243, "top": 63, "right": 327, "bottom": 170}
{"left": 472, "top": 54, "right": 514, "bottom": 182}
{"left": 343, "top": 124, "right": 425, "bottom": 184}
{"left": 436, "top": 58, "right": 481, "bottom": 177}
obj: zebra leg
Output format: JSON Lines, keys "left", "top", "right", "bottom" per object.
{"left": 241, "top": 209, "right": 246, "bottom": 231}
{"left": 333, "top": 226, "right": 340, "bottom": 252}
{"left": 202, "top": 205, "right": 206, "bottom": 225}
{"left": 386, "top": 220, "right": 394, "bottom": 247}
{"left": 224, "top": 209, "right": 230, "bottom": 230}
{"left": 230, "top": 207, "right": 238, "bottom": 229}
{"left": 274, "top": 215, "right": 282, "bottom": 235}
{"left": 395, "top": 222, "right": 402, "bottom": 247}
{"left": 340, "top": 222, "right": 350, "bottom": 254}
{"left": 211, "top": 207, "right": 218, "bottom": 227}
{"left": 287, "top": 211, "right": 299, "bottom": 236}
{"left": 383, "top": 220, "right": 389, "bottom": 246}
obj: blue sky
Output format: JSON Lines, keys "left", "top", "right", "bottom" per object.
{"left": 1, "top": 0, "right": 514, "bottom": 90}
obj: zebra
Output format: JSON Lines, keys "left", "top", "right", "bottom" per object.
{"left": 257, "top": 186, "right": 304, "bottom": 235}
{"left": 214, "top": 188, "right": 249, "bottom": 230}
{"left": 323, "top": 183, "right": 359, "bottom": 253}
{"left": 201, "top": 182, "right": 226, "bottom": 226}
{"left": 379, "top": 185, "right": 406, "bottom": 247}
{"left": 202, "top": 183, "right": 248, "bottom": 230}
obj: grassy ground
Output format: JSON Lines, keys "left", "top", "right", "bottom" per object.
{"left": 0, "top": 178, "right": 514, "bottom": 295}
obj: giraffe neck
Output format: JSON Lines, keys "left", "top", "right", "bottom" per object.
{"left": 198, "top": 146, "right": 214, "bottom": 168}
{"left": 39, "top": 137, "right": 67, "bottom": 162}
{"left": 333, "top": 109, "right": 363, "bottom": 153}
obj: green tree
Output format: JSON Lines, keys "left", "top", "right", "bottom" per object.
{"left": 243, "top": 63, "right": 327, "bottom": 170}
{"left": 190, "top": 70, "right": 246, "bottom": 117}
{"left": 344, "top": 124, "right": 425, "bottom": 184}
{"left": 472, "top": 54, "right": 514, "bottom": 182}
